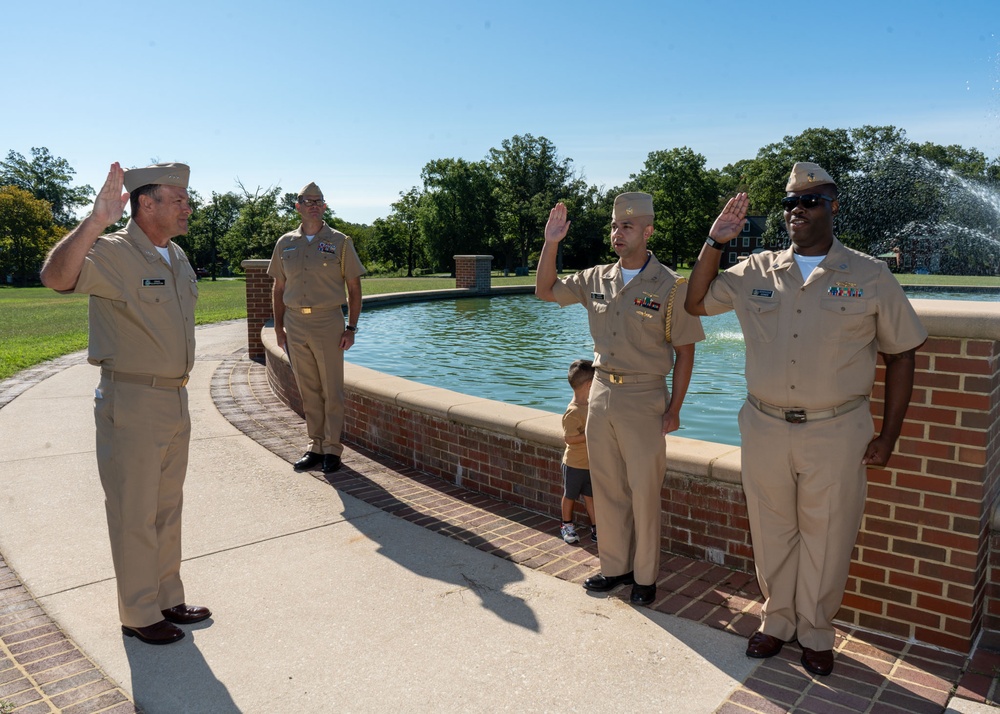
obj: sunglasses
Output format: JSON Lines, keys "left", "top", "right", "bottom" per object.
{"left": 781, "top": 194, "right": 835, "bottom": 211}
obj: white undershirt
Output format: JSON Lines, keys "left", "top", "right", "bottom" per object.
{"left": 155, "top": 246, "right": 171, "bottom": 265}
{"left": 621, "top": 267, "right": 641, "bottom": 284}
{"left": 794, "top": 253, "right": 825, "bottom": 281}
{"left": 305, "top": 234, "right": 316, "bottom": 243}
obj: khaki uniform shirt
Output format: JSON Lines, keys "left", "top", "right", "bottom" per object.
{"left": 562, "top": 402, "right": 589, "bottom": 469}
{"left": 74, "top": 220, "right": 197, "bottom": 378}
{"left": 703, "top": 238, "right": 927, "bottom": 409}
{"left": 552, "top": 253, "right": 705, "bottom": 376}
{"left": 268, "top": 223, "right": 366, "bottom": 308}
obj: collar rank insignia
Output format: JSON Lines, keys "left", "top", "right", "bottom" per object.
{"left": 634, "top": 296, "right": 661, "bottom": 311}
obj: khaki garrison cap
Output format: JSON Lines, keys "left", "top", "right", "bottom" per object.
{"left": 786, "top": 162, "right": 837, "bottom": 192}
{"left": 123, "top": 162, "right": 190, "bottom": 192}
{"left": 298, "top": 182, "right": 323, "bottom": 198}
{"left": 612, "top": 192, "right": 654, "bottom": 218}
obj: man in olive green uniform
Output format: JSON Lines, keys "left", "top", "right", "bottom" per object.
{"left": 685, "top": 163, "right": 927, "bottom": 676}
{"left": 269, "top": 182, "right": 366, "bottom": 475}
{"left": 536, "top": 193, "right": 704, "bottom": 606}
{"left": 41, "top": 162, "right": 212, "bottom": 646}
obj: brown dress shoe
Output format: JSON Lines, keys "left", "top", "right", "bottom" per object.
{"left": 122, "top": 620, "right": 185, "bottom": 645}
{"left": 746, "top": 631, "right": 784, "bottom": 658}
{"left": 800, "top": 647, "right": 834, "bottom": 676}
{"left": 161, "top": 604, "right": 212, "bottom": 625}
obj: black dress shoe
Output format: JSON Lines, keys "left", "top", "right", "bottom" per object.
{"left": 801, "top": 647, "right": 834, "bottom": 676}
{"left": 746, "top": 631, "right": 785, "bottom": 658}
{"left": 629, "top": 583, "right": 656, "bottom": 605}
{"left": 161, "top": 604, "right": 212, "bottom": 625}
{"left": 294, "top": 451, "right": 323, "bottom": 471}
{"left": 122, "top": 620, "right": 185, "bottom": 645}
{"left": 583, "top": 571, "right": 634, "bottom": 592}
{"left": 322, "top": 454, "right": 342, "bottom": 473}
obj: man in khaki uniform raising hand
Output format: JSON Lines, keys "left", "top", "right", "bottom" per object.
{"left": 685, "top": 163, "right": 926, "bottom": 676}
{"left": 536, "top": 193, "right": 704, "bottom": 607}
{"left": 41, "top": 162, "right": 212, "bottom": 646}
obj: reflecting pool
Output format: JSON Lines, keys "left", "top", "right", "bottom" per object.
{"left": 348, "top": 290, "right": 998, "bottom": 448}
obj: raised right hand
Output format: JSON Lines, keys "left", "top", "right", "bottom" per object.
{"left": 544, "top": 202, "right": 571, "bottom": 243}
{"left": 90, "top": 162, "right": 130, "bottom": 229}
{"left": 708, "top": 192, "right": 749, "bottom": 245}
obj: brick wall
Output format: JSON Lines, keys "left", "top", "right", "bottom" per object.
{"left": 244, "top": 265, "right": 1000, "bottom": 653}
{"left": 842, "top": 327, "right": 1000, "bottom": 652}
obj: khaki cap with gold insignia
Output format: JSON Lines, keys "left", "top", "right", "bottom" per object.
{"left": 612, "top": 192, "right": 654, "bottom": 219}
{"left": 298, "top": 182, "right": 323, "bottom": 199}
{"left": 786, "top": 162, "right": 837, "bottom": 192}
{"left": 123, "top": 162, "right": 190, "bottom": 192}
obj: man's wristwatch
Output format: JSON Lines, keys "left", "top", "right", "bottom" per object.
{"left": 705, "top": 236, "right": 726, "bottom": 251}
{"left": 346, "top": 325, "right": 358, "bottom": 333}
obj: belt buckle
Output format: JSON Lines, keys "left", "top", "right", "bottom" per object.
{"left": 610, "top": 374, "right": 624, "bottom": 385}
{"left": 784, "top": 410, "right": 807, "bottom": 424}
{"left": 300, "top": 307, "right": 312, "bottom": 314}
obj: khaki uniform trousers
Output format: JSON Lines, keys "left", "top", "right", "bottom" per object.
{"left": 738, "top": 400, "right": 872, "bottom": 651}
{"left": 285, "top": 308, "right": 347, "bottom": 456}
{"left": 586, "top": 374, "right": 668, "bottom": 586}
{"left": 94, "top": 377, "right": 188, "bottom": 628}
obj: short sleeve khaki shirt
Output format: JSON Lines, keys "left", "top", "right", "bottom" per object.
{"left": 562, "top": 402, "right": 589, "bottom": 469}
{"left": 703, "top": 239, "right": 927, "bottom": 409}
{"left": 73, "top": 220, "right": 198, "bottom": 378}
{"left": 267, "top": 223, "right": 367, "bottom": 309}
{"left": 552, "top": 253, "right": 705, "bottom": 376}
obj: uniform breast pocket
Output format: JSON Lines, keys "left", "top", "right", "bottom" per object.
{"left": 820, "top": 298, "right": 874, "bottom": 342}
{"left": 624, "top": 308, "right": 661, "bottom": 348}
{"left": 741, "top": 298, "right": 780, "bottom": 343}
{"left": 137, "top": 287, "right": 178, "bottom": 330}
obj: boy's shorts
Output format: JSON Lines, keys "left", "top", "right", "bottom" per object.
{"left": 562, "top": 463, "right": 593, "bottom": 500}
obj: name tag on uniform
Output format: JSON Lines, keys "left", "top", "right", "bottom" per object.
{"left": 282, "top": 246, "right": 297, "bottom": 254}
{"left": 318, "top": 241, "right": 337, "bottom": 255}
{"left": 751, "top": 289, "right": 774, "bottom": 298}
{"left": 142, "top": 279, "right": 166, "bottom": 287}
{"left": 591, "top": 292, "right": 605, "bottom": 300}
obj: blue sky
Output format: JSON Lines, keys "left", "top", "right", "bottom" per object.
{"left": 4, "top": 0, "right": 997, "bottom": 224}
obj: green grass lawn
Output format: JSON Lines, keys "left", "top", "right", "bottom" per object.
{"left": 1, "top": 270, "right": 996, "bottom": 381}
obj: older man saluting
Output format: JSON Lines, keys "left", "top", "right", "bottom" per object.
{"left": 41, "top": 162, "right": 211, "bottom": 645}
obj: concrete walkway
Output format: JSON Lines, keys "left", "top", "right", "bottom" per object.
{"left": 0, "top": 321, "right": 754, "bottom": 713}
{"left": 0, "top": 320, "right": 997, "bottom": 713}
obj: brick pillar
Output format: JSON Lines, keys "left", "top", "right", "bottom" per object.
{"left": 454, "top": 255, "right": 493, "bottom": 292}
{"left": 241, "top": 259, "right": 272, "bottom": 361}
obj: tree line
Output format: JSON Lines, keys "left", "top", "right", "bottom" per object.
{"left": 2, "top": 127, "right": 998, "bottom": 285}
